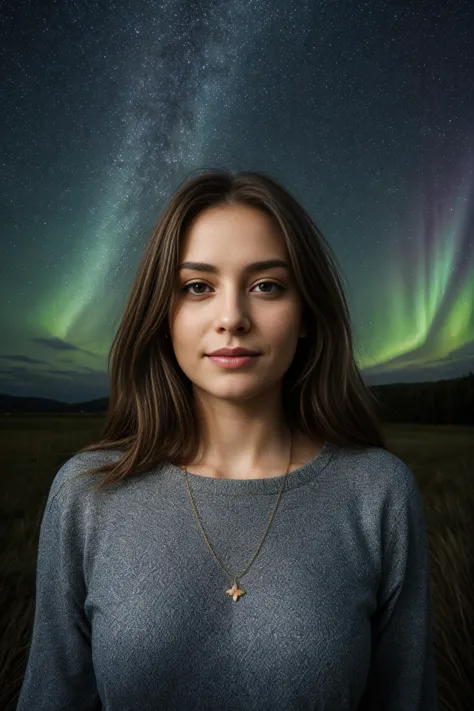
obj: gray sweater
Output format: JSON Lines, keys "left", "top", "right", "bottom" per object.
{"left": 17, "top": 440, "right": 438, "bottom": 710}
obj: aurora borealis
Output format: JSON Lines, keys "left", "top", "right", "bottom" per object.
{"left": 0, "top": 0, "right": 473, "bottom": 404}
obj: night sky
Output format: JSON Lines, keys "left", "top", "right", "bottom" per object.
{"left": 1, "top": 0, "right": 473, "bottom": 404}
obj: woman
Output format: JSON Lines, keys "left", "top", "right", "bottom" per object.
{"left": 17, "top": 169, "right": 438, "bottom": 710}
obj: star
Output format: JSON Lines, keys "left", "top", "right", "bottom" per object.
{"left": 226, "top": 582, "right": 246, "bottom": 601}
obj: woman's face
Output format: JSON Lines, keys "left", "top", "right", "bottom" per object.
{"left": 169, "top": 203, "right": 307, "bottom": 403}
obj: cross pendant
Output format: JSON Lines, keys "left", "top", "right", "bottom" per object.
{"left": 226, "top": 581, "right": 246, "bottom": 601}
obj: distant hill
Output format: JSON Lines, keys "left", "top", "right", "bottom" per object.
{"left": 0, "top": 394, "right": 109, "bottom": 414}
{"left": 0, "top": 371, "right": 473, "bottom": 424}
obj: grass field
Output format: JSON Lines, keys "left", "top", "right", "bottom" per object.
{"left": 1, "top": 416, "right": 473, "bottom": 710}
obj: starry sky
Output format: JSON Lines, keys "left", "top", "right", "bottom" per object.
{"left": 1, "top": 0, "right": 473, "bottom": 404}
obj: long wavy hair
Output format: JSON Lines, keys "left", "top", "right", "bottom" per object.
{"left": 74, "top": 168, "right": 388, "bottom": 492}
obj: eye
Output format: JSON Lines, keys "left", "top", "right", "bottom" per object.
{"left": 181, "top": 280, "right": 285, "bottom": 296}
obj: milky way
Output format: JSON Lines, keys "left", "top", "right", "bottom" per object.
{"left": 0, "top": 0, "right": 473, "bottom": 402}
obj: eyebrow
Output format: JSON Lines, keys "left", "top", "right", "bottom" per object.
{"left": 179, "top": 259, "right": 291, "bottom": 274}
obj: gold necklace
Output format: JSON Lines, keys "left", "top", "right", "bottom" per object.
{"left": 181, "top": 431, "right": 293, "bottom": 601}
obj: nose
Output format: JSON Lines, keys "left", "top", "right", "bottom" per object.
{"left": 213, "top": 287, "right": 251, "bottom": 334}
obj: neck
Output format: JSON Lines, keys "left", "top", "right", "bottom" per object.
{"left": 190, "top": 420, "right": 294, "bottom": 480}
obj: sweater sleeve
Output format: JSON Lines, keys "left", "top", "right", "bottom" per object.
{"left": 16, "top": 470, "right": 101, "bottom": 711}
{"left": 357, "top": 473, "right": 438, "bottom": 710}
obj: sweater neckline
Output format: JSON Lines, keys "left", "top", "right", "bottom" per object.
{"left": 164, "top": 439, "right": 338, "bottom": 496}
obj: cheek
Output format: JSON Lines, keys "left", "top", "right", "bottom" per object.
{"left": 171, "top": 314, "right": 202, "bottom": 354}
{"left": 266, "top": 311, "right": 300, "bottom": 338}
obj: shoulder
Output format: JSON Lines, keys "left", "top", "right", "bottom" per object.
{"left": 333, "top": 444, "right": 421, "bottom": 518}
{"left": 347, "top": 444, "right": 414, "bottom": 486}
{"left": 47, "top": 448, "right": 124, "bottom": 505}
{"left": 324, "top": 445, "right": 428, "bottom": 568}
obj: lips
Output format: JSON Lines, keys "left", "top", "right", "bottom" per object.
{"left": 207, "top": 349, "right": 261, "bottom": 357}
{"left": 208, "top": 354, "right": 259, "bottom": 358}
{"left": 207, "top": 353, "right": 261, "bottom": 369}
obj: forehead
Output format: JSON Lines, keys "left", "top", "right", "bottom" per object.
{"left": 182, "top": 204, "right": 286, "bottom": 257}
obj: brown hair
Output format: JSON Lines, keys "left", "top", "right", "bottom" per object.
{"left": 74, "top": 168, "right": 388, "bottom": 492}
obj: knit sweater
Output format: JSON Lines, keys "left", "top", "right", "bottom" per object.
{"left": 16, "top": 440, "right": 438, "bottom": 710}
